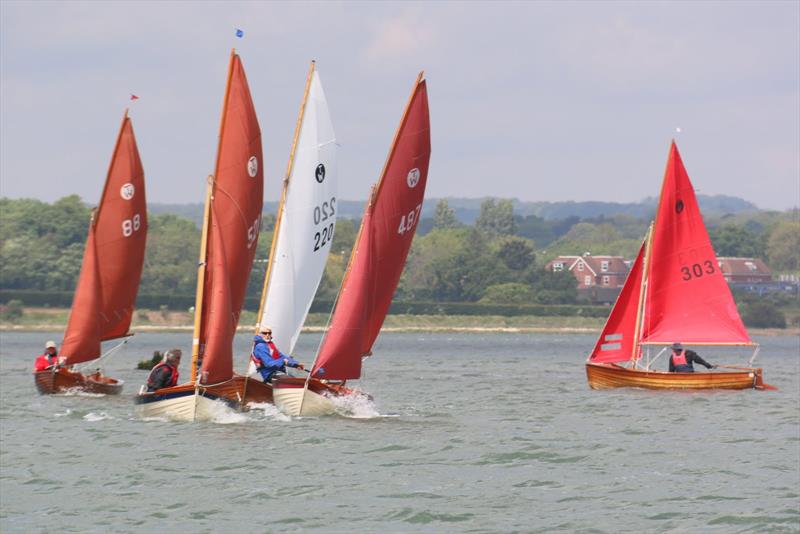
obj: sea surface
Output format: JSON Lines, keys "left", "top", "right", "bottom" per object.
{"left": 1, "top": 331, "right": 798, "bottom": 533}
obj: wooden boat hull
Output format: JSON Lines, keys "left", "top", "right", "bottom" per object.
{"left": 134, "top": 374, "right": 273, "bottom": 421}
{"left": 34, "top": 368, "right": 123, "bottom": 395}
{"left": 585, "top": 362, "right": 770, "bottom": 390}
{"left": 272, "top": 377, "right": 357, "bottom": 416}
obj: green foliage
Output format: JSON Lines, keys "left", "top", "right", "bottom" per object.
{"left": 433, "top": 200, "right": 461, "bottom": 229}
{"left": 496, "top": 236, "right": 535, "bottom": 270}
{"left": 766, "top": 219, "right": 800, "bottom": 272}
{"left": 479, "top": 283, "right": 533, "bottom": 304}
{"left": 139, "top": 214, "right": 200, "bottom": 295}
{"left": 709, "top": 225, "right": 766, "bottom": 257}
{"left": 740, "top": 301, "right": 787, "bottom": 329}
{"left": 476, "top": 199, "right": 516, "bottom": 236}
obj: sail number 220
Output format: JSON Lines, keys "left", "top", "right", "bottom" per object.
{"left": 681, "top": 260, "right": 715, "bottom": 281}
{"left": 397, "top": 203, "right": 423, "bottom": 236}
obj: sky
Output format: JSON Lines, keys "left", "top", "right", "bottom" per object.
{"left": 1, "top": 1, "right": 798, "bottom": 210}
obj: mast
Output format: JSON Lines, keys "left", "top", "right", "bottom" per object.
{"left": 255, "top": 60, "right": 316, "bottom": 330}
{"left": 190, "top": 178, "right": 213, "bottom": 383}
{"left": 630, "top": 222, "right": 654, "bottom": 364}
{"left": 95, "top": 109, "right": 130, "bottom": 225}
{"left": 190, "top": 50, "right": 237, "bottom": 383}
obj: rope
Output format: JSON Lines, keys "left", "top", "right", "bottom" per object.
{"left": 74, "top": 336, "right": 131, "bottom": 372}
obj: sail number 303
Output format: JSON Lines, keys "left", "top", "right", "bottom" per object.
{"left": 397, "top": 203, "right": 422, "bottom": 236}
{"left": 122, "top": 214, "right": 142, "bottom": 237}
{"left": 681, "top": 260, "right": 715, "bottom": 281}
{"left": 313, "top": 197, "right": 336, "bottom": 252}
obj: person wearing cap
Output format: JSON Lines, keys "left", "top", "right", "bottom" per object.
{"left": 668, "top": 342, "right": 716, "bottom": 372}
{"left": 251, "top": 327, "right": 303, "bottom": 383}
{"left": 33, "top": 341, "right": 59, "bottom": 372}
{"left": 146, "top": 349, "right": 182, "bottom": 392}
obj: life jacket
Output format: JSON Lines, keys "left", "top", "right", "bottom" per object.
{"left": 672, "top": 350, "right": 688, "bottom": 367}
{"left": 147, "top": 362, "right": 178, "bottom": 389}
{"left": 251, "top": 340, "right": 282, "bottom": 368}
{"left": 33, "top": 353, "right": 56, "bottom": 372}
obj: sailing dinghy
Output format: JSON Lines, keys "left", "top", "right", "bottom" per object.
{"left": 34, "top": 110, "right": 146, "bottom": 395}
{"left": 134, "top": 50, "right": 272, "bottom": 421}
{"left": 585, "top": 141, "right": 774, "bottom": 390}
{"left": 250, "top": 60, "right": 338, "bottom": 375}
{"left": 273, "top": 72, "right": 431, "bottom": 416}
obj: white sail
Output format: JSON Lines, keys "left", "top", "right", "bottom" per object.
{"left": 258, "top": 69, "right": 337, "bottom": 356}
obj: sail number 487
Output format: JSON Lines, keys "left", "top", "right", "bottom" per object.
{"left": 398, "top": 203, "right": 422, "bottom": 236}
{"left": 681, "top": 260, "right": 715, "bottom": 281}
{"left": 122, "top": 214, "right": 142, "bottom": 237}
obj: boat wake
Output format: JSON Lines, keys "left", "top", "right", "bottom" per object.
{"left": 83, "top": 412, "right": 113, "bottom": 422}
{"left": 327, "top": 391, "right": 381, "bottom": 419}
{"left": 57, "top": 388, "right": 105, "bottom": 398}
{"left": 247, "top": 402, "right": 292, "bottom": 422}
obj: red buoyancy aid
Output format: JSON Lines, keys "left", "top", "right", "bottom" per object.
{"left": 267, "top": 341, "right": 281, "bottom": 360}
{"left": 672, "top": 350, "right": 688, "bottom": 367}
{"left": 33, "top": 353, "right": 56, "bottom": 372}
{"left": 147, "top": 362, "right": 179, "bottom": 389}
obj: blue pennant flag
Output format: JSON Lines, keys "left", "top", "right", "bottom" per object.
{"left": 235, "top": 28, "right": 244, "bottom": 38}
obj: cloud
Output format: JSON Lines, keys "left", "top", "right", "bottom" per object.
{"left": 364, "top": 10, "right": 436, "bottom": 63}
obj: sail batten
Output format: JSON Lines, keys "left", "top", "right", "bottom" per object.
{"left": 61, "top": 113, "right": 147, "bottom": 365}
{"left": 311, "top": 75, "right": 431, "bottom": 381}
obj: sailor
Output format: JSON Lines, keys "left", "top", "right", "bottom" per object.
{"left": 146, "top": 349, "right": 182, "bottom": 392}
{"left": 251, "top": 327, "right": 303, "bottom": 383}
{"left": 669, "top": 342, "right": 716, "bottom": 372}
{"left": 33, "top": 340, "right": 59, "bottom": 372}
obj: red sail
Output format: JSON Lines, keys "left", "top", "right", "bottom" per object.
{"left": 197, "top": 51, "right": 263, "bottom": 383}
{"left": 588, "top": 242, "right": 645, "bottom": 363}
{"left": 61, "top": 113, "right": 147, "bottom": 365}
{"left": 312, "top": 75, "right": 431, "bottom": 380}
{"left": 199, "top": 207, "right": 236, "bottom": 384}
{"left": 640, "top": 142, "right": 751, "bottom": 345}
{"left": 61, "top": 230, "right": 102, "bottom": 365}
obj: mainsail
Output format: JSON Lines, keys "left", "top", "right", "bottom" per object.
{"left": 257, "top": 61, "right": 337, "bottom": 354}
{"left": 311, "top": 73, "right": 431, "bottom": 381}
{"left": 61, "top": 112, "right": 147, "bottom": 365}
{"left": 194, "top": 50, "right": 263, "bottom": 385}
{"left": 640, "top": 142, "right": 751, "bottom": 345}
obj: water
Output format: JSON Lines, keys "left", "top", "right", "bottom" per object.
{"left": 1, "top": 331, "right": 798, "bottom": 533}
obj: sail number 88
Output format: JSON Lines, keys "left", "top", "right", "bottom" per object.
{"left": 122, "top": 214, "right": 142, "bottom": 237}
{"left": 681, "top": 260, "right": 715, "bottom": 281}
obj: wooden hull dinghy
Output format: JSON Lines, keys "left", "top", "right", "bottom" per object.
{"left": 34, "top": 368, "right": 123, "bottom": 395}
{"left": 133, "top": 50, "right": 265, "bottom": 421}
{"left": 134, "top": 375, "right": 272, "bottom": 421}
{"left": 35, "top": 111, "right": 146, "bottom": 395}
{"left": 585, "top": 142, "right": 773, "bottom": 391}
{"left": 274, "top": 73, "right": 431, "bottom": 416}
{"left": 585, "top": 362, "right": 771, "bottom": 391}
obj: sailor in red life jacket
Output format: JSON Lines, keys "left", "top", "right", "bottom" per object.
{"left": 33, "top": 340, "right": 59, "bottom": 372}
{"left": 669, "top": 342, "right": 716, "bottom": 372}
{"left": 251, "top": 327, "right": 303, "bottom": 383}
{"left": 146, "top": 349, "right": 182, "bottom": 392}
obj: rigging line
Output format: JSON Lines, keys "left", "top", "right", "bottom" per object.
{"left": 74, "top": 336, "right": 131, "bottom": 371}
{"left": 210, "top": 178, "right": 255, "bottom": 249}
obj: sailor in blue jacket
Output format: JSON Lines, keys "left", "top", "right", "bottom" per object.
{"left": 251, "top": 327, "right": 304, "bottom": 383}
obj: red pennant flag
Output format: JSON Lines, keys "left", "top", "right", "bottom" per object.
{"left": 130, "top": 94, "right": 139, "bottom": 101}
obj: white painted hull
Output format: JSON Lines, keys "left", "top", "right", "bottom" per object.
{"left": 136, "top": 392, "right": 225, "bottom": 422}
{"left": 273, "top": 387, "right": 335, "bottom": 417}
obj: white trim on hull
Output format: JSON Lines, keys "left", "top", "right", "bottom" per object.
{"left": 136, "top": 393, "right": 229, "bottom": 422}
{"left": 273, "top": 387, "right": 335, "bottom": 416}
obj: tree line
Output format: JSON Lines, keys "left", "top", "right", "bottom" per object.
{"left": 1, "top": 196, "right": 797, "bottom": 307}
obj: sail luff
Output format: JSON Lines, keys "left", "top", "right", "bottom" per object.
{"left": 94, "top": 110, "right": 129, "bottom": 225}
{"left": 630, "top": 223, "right": 654, "bottom": 363}
{"left": 255, "top": 60, "right": 315, "bottom": 330}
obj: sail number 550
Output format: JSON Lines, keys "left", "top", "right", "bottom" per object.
{"left": 122, "top": 214, "right": 142, "bottom": 237}
{"left": 397, "top": 203, "right": 422, "bottom": 236}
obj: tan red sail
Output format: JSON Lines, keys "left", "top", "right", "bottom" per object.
{"left": 61, "top": 112, "right": 147, "bottom": 365}
{"left": 312, "top": 74, "right": 431, "bottom": 381}
{"left": 640, "top": 142, "right": 751, "bottom": 345}
{"left": 588, "top": 242, "right": 645, "bottom": 363}
{"left": 196, "top": 51, "right": 263, "bottom": 384}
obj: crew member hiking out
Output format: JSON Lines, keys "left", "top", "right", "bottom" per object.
{"left": 251, "top": 327, "right": 303, "bottom": 383}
